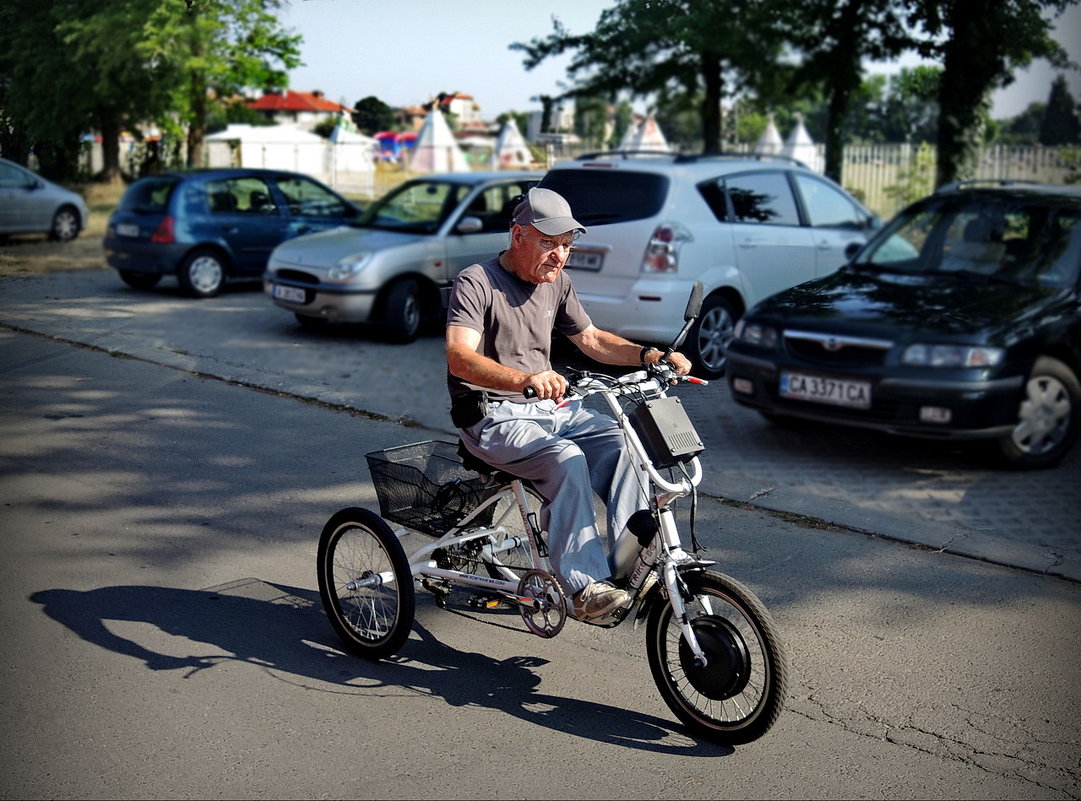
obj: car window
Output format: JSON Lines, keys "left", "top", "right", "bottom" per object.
{"left": 723, "top": 172, "right": 801, "bottom": 226}
{"left": 274, "top": 175, "right": 347, "bottom": 217}
{"left": 0, "top": 162, "right": 35, "bottom": 189}
{"left": 539, "top": 169, "right": 668, "bottom": 225}
{"left": 118, "top": 176, "right": 177, "bottom": 213}
{"left": 793, "top": 173, "right": 866, "bottom": 228}
{"left": 205, "top": 176, "right": 278, "bottom": 216}
{"left": 459, "top": 180, "right": 538, "bottom": 233}
{"left": 359, "top": 179, "right": 470, "bottom": 234}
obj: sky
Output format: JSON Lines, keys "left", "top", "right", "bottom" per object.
{"left": 278, "top": 0, "right": 1081, "bottom": 123}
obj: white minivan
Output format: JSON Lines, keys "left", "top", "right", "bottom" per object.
{"left": 539, "top": 152, "right": 880, "bottom": 377}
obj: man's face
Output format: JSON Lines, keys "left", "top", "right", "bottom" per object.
{"left": 513, "top": 225, "right": 578, "bottom": 284}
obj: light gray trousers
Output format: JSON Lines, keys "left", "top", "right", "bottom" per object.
{"left": 458, "top": 398, "right": 647, "bottom": 595}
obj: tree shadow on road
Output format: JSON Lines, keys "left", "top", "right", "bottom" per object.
{"left": 29, "top": 578, "right": 731, "bottom": 757}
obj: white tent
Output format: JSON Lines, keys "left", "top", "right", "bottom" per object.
{"left": 328, "top": 125, "right": 375, "bottom": 193}
{"left": 755, "top": 113, "right": 783, "bottom": 155}
{"left": 618, "top": 115, "right": 670, "bottom": 152}
{"left": 204, "top": 124, "right": 327, "bottom": 177}
{"left": 490, "top": 118, "right": 533, "bottom": 168}
{"left": 781, "top": 113, "right": 823, "bottom": 172}
{"left": 409, "top": 108, "right": 469, "bottom": 173}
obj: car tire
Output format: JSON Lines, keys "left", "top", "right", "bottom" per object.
{"left": 995, "top": 356, "right": 1080, "bottom": 470}
{"left": 119, "top": 270, "right": 162, "bottom": 290}
{"left": 381, "top": 278, "right": 421, "bottom": 343}
{"left": 178, "top": 249, "right": 227, "bottom": 298}
{"left": 295, "top": 313, "right": 329, "bottom": 330}
{"left": 49, "top": 206, "right": 81, "bottom": 241}
{"left": 688, "top": 294, "right": 736, "bottom": 379}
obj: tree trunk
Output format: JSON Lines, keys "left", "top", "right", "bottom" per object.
{"left": 700, "top": 51, "right": 723, "bottom": 154}
{"left": 98, "top": 113, "right": 123, "bottom": 185}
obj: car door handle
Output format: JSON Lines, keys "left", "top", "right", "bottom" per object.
{"left": 220, "top": 225, "right": 238, "bottom": 234}
{"left": 295, "top": 225, "right": 312, "bottom": 234}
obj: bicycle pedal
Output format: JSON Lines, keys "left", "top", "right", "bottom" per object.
{"left": 467, "top": 593, "right": 506, "bottom": 609}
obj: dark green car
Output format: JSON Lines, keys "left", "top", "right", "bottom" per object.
{"left": 725, "top": 180, "right": 1081, "bottom": 469}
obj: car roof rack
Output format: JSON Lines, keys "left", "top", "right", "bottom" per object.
{"left": 572, "top": 149, "right": 807, "bottom": 168}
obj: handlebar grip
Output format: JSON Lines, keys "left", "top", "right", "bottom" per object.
{"left": 523, "top": 386, "right": 537, "bottom": 399}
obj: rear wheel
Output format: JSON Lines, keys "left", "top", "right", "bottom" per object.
{"left": 49, "top": 206, "right": 80, "bottom": 241}
{"left": 119, "top": 270, "right": 162, "bottom": 290}
{"left": 688, "top": 295, "right": 736, "bottom": 379}
{"left": 381, "top": 278, "right": 421, "bottom": 343}
{"left": 646, "top": 569, "right": 787, "bottom": 745}
{"left": 996, "top": 356, "right": 1079, "bottom": 469}
{"left": 317, "top": 507, "right": 415, "bottom": 659}
{"left": 178, "top": 249, "right": 226, "bottom": 298}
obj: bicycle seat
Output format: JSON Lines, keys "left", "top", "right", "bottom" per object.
{"left": 457, "top": 439, "right": 497, "bottom": 475}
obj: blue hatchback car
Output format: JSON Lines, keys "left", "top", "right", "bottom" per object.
{"left": 104, "top": 168, "right": 361, "bottom": 297}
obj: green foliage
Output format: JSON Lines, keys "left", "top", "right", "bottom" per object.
{"left": 0, "top": 0, "right": 300, "bottom": 178}
{"left": 352, "top": 96, "right": 396, "bottom": 135}
{"left": 883, "top": 142, "right": 937, "bottom": 208}
{"left": 1040, "top": 74, "right": 1081, "bottom": 145}
{"left": 512, "top": 0, "right": 789, "bottom": 153}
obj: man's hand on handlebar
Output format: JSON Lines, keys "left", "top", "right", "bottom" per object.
{"left": 524, "top": 369, "right": 568, "bottom": 402}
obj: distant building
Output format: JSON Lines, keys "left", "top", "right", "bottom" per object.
{"left": 247, "top": 90, "right": 354, "bottom": 131}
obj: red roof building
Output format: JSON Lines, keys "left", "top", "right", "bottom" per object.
{"left": 247, "top": 90, "right": 354, "bottom": 130}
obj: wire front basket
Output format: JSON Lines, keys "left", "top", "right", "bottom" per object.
{"left": 365, "top": 440, "right": 499, "bottom": 537}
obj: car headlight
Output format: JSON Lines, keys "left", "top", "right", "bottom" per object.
{"left": 329, "top": 252, "right": 371, "bottom": 280}
{"left": 733, "top": 319, "right": 778, "bottom": 349}
{"left": 901, "top": 344, "right": 1004, "bottom": 367}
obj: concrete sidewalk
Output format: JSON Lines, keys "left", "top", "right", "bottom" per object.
{"left": 2, "top": 269, "right": 1078, "bottom": 581}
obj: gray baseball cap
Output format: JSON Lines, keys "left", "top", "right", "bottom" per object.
{"left": 512, "top": 187, "right": 586, "bottom": 236}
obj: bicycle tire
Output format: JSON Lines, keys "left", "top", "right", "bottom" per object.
{"left": 317, "top": 507, "right": 415, "bottom": 660}
{"left": 646, "top": 569, "right": 787, "bottom": 745}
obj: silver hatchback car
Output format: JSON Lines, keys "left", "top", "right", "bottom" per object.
{"left": 264, "top": 171, "right": 541, "bottom": 342}
{"left": 0, "top": 157, "right": 89, "bottom": 241}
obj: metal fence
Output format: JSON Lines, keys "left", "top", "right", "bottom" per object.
{"left": 838, "top": 143, "right": 1078, "bottom": 218}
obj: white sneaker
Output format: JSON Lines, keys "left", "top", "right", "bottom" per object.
{"left": 572, "top": 581, "right": 631, "bottom": 621}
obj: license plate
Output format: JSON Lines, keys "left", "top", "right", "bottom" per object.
{"left": 780, "top": 371, "right": 871, "bottom": 409}
{"left": 116, "top": 223, "right": 140, "bottom": 237}
{"left": 272, "top": 284, "right": 306, "bottom": 303}
{"left": 566, "top": 250, "right": 603, "bottom": 271}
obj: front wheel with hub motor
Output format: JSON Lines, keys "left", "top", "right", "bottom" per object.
{"left": 646, "top": 569, "right": 787, "bottom": 745}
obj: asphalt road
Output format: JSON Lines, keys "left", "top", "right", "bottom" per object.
{"left": 1, "top": 270, "right": 1079, "bottom": 799}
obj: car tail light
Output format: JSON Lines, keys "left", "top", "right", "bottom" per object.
{"left": 641, "top": 222, "right": 692, "bottom": 273}
{"left": 151, "top": 215, "right": 175, "bottom": 243}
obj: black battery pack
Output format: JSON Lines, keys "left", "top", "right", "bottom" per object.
{"left": 627, "top": 396, "right": 704, "bottom": 469}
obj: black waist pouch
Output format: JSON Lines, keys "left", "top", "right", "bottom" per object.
{"left": 450, "top": 390, "right": 490, "bottom": 428}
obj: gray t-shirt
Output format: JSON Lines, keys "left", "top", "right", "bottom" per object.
{"left": 446, "top": 255, "right": 592, "bottom": 400}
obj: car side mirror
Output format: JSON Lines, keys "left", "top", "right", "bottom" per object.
{"left": 456, "top": 216, "right": 483, "bottom": 234}
{"left": 844, "top": 241, "right": 863, "bottom": 262}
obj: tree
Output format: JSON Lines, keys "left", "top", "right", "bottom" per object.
{"left": 912, "top": 0, "right": 1076, "bottom": 186}
{"left": 139, "top": 0, "right": 301, "bottom": 168}
{"left": 351, "top": 96, "right": 395, "bottom": 135}
{"left": 512, "top": 0, "right": 786, "bottom": 153}
{"left": 775, "top": 0, "right": 917, "bottom": 181}
{"left": 1040, "top": 73, "right": 1081, "bottom": 144}
{"left": 0, "top": 0, "right": 170, "bottom": 182}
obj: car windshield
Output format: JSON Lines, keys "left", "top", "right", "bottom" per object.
{"left": 860, "top": 196, "right": 1081, "bottom": 289}
{"left": 353, "top": 179, "right": 471, "bottom": 234}
{"left": 118, "top": 176, "right": 177, "bottom": 213}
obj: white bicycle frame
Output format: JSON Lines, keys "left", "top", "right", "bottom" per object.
{"left": 354, "top": 367, "right": 714, "bottom": 663}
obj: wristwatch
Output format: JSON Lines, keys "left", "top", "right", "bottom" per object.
{"left": 640, "top": 345, "right": 660, "bottom": 365}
